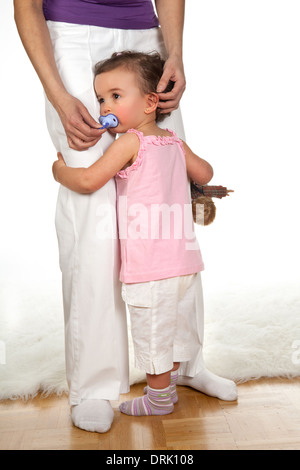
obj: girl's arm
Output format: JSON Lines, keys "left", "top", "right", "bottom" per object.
{"left": 13, "top": 0, "right": 103, "bottom": 150}
{"left": 52, "top": 133, "right": 139, "bottom": 193}
{"left": 182, "top": 141, "right": 214, "bottom": 185}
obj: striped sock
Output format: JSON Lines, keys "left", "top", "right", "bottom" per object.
{"left": 170, "top": 370, "right": 178, "bottom": 403}
{"left": 119, "top": 386, "right": 174, "bottom": 416}
{"left": 143, "top": 371, "right": 178, "bottom": 404}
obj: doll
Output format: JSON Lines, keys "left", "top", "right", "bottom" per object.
{"left": 191, "top": 182, "right": 233, "bottom": 225}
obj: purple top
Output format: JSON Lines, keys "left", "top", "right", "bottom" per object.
{"left": 43, "top": 0, "right": 159, "bottom": 30}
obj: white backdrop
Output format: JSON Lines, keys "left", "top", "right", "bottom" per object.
{"left": 1, "top": 1, "right": 300, "bottom": 308}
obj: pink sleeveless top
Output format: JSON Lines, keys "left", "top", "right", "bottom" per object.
{"left": 115, "top": 129, "right": 204, "bottom": 283}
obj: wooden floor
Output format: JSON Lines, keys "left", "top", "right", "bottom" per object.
{"left": 1, "top": 377, "right": 300, "bottom": 450}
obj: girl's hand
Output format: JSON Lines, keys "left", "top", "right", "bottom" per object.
{"left": 156, "top": 55, "right": 186, "bottom": 114}
{"left": 55, "top": 93, "right": 106, "bottom": 151}
{"left": 52, "top": 152, "right": 66, "bottom": 182}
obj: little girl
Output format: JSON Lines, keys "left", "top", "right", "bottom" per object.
{"left": 52, "top": 51, "right": 214, "bottom": 417}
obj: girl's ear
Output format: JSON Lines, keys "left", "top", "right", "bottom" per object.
{"left": 144, "top": 92, "right": 159, "bottom": 115}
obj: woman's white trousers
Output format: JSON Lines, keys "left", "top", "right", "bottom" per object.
{"left": 45, "top": 21, "right": 205, "bottom": 405}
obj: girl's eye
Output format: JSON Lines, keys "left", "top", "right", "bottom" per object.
{"left": 98, "top": 98, "right": 104, "bottom": 104}
{"left": 113, "top": 93, "right": 120, "bottom": 100}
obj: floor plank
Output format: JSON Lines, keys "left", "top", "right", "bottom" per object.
{"left": 0, "top": 378, "right": 300, "bottom": 450}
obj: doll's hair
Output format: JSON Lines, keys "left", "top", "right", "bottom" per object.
{"left": 192, "top": 196, "right": 216, "bottom": 226}
{"left": 94, "top": 51, "right": 174, "bottom": 122}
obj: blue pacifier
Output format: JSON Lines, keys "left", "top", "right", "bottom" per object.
{"left": 98, "top": 113, "right": 119, "bottom": 129}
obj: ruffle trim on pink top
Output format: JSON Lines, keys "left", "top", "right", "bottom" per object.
{"left": 116, "top": 128, "right": 185, "bottom": 179}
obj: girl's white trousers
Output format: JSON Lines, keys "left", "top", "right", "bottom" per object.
{"left": 45, "top": 21, "right": 205, "bottom": 405}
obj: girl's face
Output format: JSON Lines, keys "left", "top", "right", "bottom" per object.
{"left": 94, "top": 67, "right": 152, "bottom": 133}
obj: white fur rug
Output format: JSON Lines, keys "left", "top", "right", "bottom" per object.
{"left": 0, "top": 279, "right": 299, "bottom": 401}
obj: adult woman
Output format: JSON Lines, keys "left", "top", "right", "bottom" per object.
{"left": 14, "top": 0, "right": 237, "bottom": 433}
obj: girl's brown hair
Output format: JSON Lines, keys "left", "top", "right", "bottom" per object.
{"left": 94, "top": 51, "right": 174, "bottom": 122}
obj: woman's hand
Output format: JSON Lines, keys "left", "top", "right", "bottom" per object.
{"left": 52, "top": 152, "right": 66, "bottom": 182}
{"left": 55, "top": 93, "right": 106, "bottom": 151}
{"left": 156, "top": 55, "right": 186, "bottom": 114}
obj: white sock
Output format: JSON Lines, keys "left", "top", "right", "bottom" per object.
{"left": 71, "top": 399, "right": 114, "bottom": 433}
{"left": 177, "top": 368, "right": 237, "bottom": 401}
